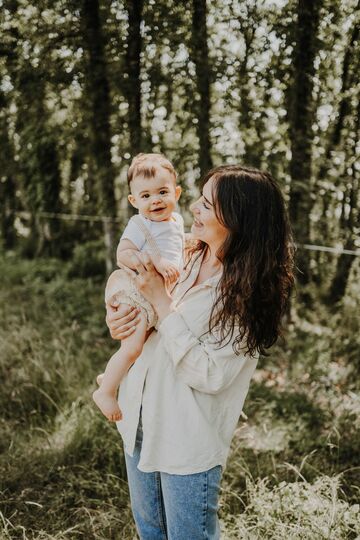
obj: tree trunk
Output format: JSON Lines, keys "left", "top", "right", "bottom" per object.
{"left": 233, "top": 2, "right": 259, "bottom": 167}
{"left": 81, "top": 0, "right": 117, "bottom": 273}
{"left": 317, "top": 17, "right": 359, "bottom": 211}
{"left": 312, "top": 15, "right": 359, "bottom": 286}
{"left": 125, "top": 0, "right": 143, "bottom": 157}
{"left": 288, "top": 0, "right": 322, "bottom": 289}
{"left": 15, "top": 67, "right": 62, "bottom": 257}
{"left": 327, "top": 240, "right": 357, "bottom": 305}
{"left": 326, "top": 100, "right": 359, "bottom": 305}
{"left": 0, "top": 173, "right": 16, "bottom": 250}
{"left": 191, "top": 0, "right": 213, "bottom": 179}
{"left": 3, "top": 1, "right": 62, "bottom": 256}
{"left": 0, "top": 91, "right": 16, "bottom": 249}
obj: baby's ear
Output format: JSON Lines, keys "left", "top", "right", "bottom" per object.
{"left": 175, "top": 185, "right": 182, "bottom": 201}
{"left": 128, "top": 194, "right": 138, "bottom": 209}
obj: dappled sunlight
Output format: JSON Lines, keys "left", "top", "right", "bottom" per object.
{"left": 234, "top": 420, "right": 292, "bottom": 453}
{"left": 45, "top": 401, "right": 83, "bottom": 452}
{"left": 221, "top": 475, "right": 360, "bottom": 539}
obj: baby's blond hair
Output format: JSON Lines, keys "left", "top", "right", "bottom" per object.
{"left": 127, "top": 153, "right": 177, "bottom": 188}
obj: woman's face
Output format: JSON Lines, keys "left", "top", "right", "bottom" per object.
{"left": 190, "top": 176, "right": 228, "bottom": 248}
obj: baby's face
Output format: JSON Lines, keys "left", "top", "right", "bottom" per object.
{"left": 128, "top": 167, "right": 181, "bottom": 222}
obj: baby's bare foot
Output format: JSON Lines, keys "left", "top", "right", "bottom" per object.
{"left": 96, "top": 373, "right": 104, "bottom": 386}
{"left": 92, "top": 388, "right": 122, "bottom": 422}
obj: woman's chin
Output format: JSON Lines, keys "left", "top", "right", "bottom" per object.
{"left": 191, "top": 223, "right": 201, "bottom": 237}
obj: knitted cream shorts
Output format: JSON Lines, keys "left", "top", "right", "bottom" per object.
{"left": 105, "top": 269, "right": 158, "bottom": 330}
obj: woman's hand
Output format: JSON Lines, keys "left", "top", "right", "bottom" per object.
{"left": 105, "top": 304, "right": 141, "bottom": 340}
{"left": 127, "top": 252, "right": 173, "bottom": 322}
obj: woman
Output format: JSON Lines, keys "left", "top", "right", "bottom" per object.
{"left": 106, "top": 165, "right": 294, "bottom": 539}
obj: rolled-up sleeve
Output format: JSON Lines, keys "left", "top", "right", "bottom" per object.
{"left": 157, "top": 310, "right": 248, "bottom": 394}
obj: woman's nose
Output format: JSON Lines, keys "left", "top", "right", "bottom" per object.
{"left": 190, "top": 200, "right": 199, "bottom": 213}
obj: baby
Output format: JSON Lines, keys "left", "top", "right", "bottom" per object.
{"left": 93, "top": 153, "right": 184, "bottom": 421}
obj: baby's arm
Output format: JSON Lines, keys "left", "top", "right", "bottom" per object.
{"left": 117, "top": 238, "right": 179, "bottom": 283}
{"left": 116, "top": 238, "right": 142, "bottom": 269}
{"left": 151, "top": 256, "right": 180, "bottom": 285}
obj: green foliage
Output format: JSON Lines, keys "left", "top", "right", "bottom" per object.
{"left": 0, "top": 254, "right": 132, "bottom": 539}
{"left": 0, "top": 253, "right": 106, "bottom": 425}
{"left": 67, "top": 240, "right": 107, "bottom": 279}
{"left": 1, "top": 0, "right": 358, "bottom": 286}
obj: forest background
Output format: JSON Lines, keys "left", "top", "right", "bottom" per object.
{"left": 0, "top": 0, "right": 359, "bottom": 538}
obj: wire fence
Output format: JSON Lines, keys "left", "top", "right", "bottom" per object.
{"left": 13, "top": 210, "right": 360, "bottom": 257}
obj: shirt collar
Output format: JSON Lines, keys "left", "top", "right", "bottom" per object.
{"left": 172, "top": 250, "right": 222, "bottom": 304}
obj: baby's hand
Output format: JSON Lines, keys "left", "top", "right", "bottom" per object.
{"left": 154, "top": 258, "right": 180, "bottom": 285}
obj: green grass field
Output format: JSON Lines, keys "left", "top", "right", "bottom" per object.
{"left": 0, "top": 252, "right": 359, "bottom": 539}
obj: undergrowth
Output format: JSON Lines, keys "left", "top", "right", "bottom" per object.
{"left": 0, "top": 252, "right": 359, "bottom": 539}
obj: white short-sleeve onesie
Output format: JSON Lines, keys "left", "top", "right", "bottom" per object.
{"left": 120, "top": 212, "right": 184, "bottom": 269}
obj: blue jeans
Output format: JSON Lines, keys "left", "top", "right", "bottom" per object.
{"left": 124, "top": 417, "right": 222, "bottom": 539}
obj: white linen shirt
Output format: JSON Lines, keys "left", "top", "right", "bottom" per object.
{"left": 116, "top": 251, "right": 258, "bottom": 475}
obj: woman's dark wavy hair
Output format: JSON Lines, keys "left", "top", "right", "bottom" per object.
{"left": 187, "top": 165, "right": 295, "bottom": 357}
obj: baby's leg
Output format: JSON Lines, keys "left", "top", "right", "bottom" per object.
{"left": 93, "top": 305, "right": 147, "bottom": 422}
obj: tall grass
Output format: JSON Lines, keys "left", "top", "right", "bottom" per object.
{"left": 0, "top": 253, "right": 135, "bottom": 539}
{"left": 0, "top": 252, "right": 359, "bottom": 539}
{"left": 221, "top": 475, "right": 360, "bottom": 539}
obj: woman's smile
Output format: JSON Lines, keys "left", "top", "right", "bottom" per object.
{"left": 192, "top": 217, "right": 203, "bottom": 227}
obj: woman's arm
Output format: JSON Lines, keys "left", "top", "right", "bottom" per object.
{"left": 157, "top": 311, "right": 254, "bottom": 395}
{"left": 110, "top": 252, "right": 253, "bottom": 394}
